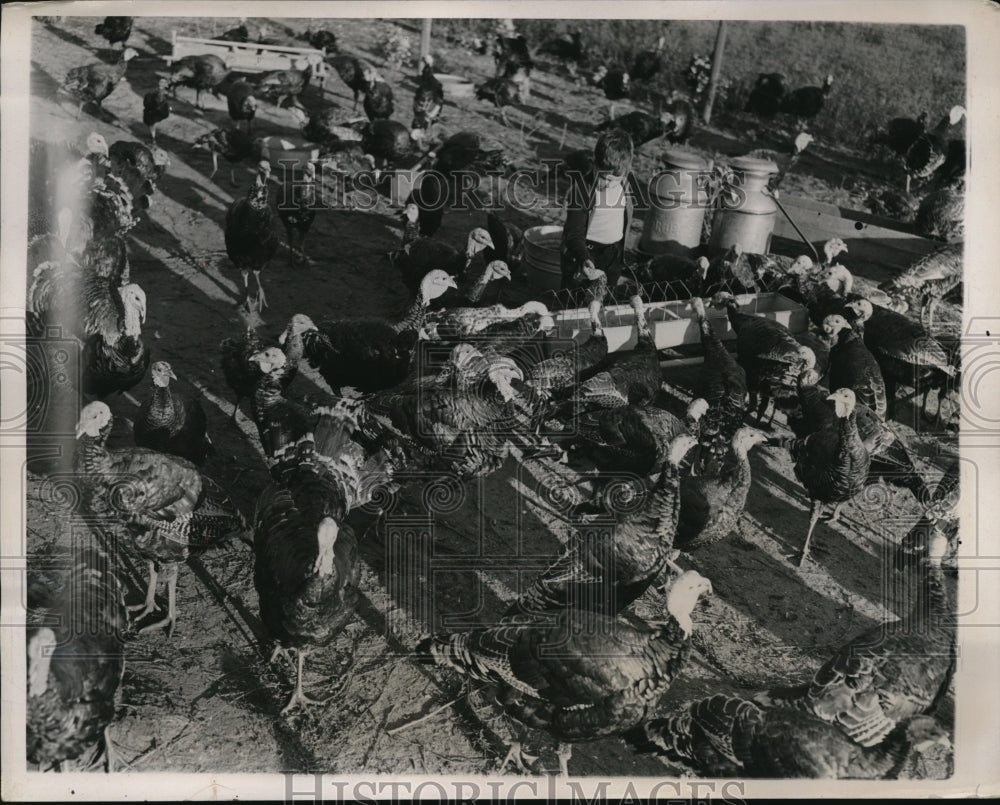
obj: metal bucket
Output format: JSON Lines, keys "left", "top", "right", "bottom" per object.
{"left": 523, "top": 225, "right": 564, "bottom": 291}
{"left": 639, "top": 148, "right": 711, "bottom": 257}
{"left": 709, "top": 156, "right": 779, "bottom": 255}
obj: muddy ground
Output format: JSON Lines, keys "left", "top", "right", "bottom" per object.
{"left": 23, "top": 16, "right": 957, "bottom": 778}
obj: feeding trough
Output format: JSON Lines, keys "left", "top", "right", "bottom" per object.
{"left": 553, "top": 292, "right": 808, "bottom": 354}
{"left": 167, "top": 31, "right": 329, "bottom": 87}
{"left": 435, "top": 73, "right": 475, "bottom": 98}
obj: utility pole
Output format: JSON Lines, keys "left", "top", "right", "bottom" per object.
{"left": 702, "top": 20, "right": 727, "bottom": 124}
{"left": 420, "top": 18, "right": 432, "bottom": 65}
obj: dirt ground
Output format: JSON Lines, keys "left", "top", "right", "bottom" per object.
{"left": 24, "top": 16, "right": 957, "bottom": 778}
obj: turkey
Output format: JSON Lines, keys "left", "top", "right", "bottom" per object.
{"left": 417, "top": 570, "right": 713, "bottom": 775}
{"left": 301, "top": 25, "right": 338, "bottom": 52}
{"left": 896, "top": 457, "right": 960, "bottom": 572}
{"left": 192, "top": 127, "right": 260, "bottom": 186}
{"left": 475, "top": 73, "right": 525, "bottom": 127}
{"left": 570, "top": 403, "right": 704, "bottom": 479}
{"left": 493, "top": 32, "right": 534, "bottom": 79}
{"left": 843, "top": 298, "right": 957, "bottom": 422}
{"left": 640, "top": 254, "right": 710, "bottom": 299}
{"left": 277, "top": 161, "right": 319, "bottom": 266}
{"left": 363, "top": 76, "right": 395, "bottom": 122}
{"left": 630, "top": 35, "right": 666, "bottom": 82}
{"left": 226, "top": 79, "right": 257, "bottom": 132}
{"left": 760, "top": 531, "right": 956, "bottom": 748}
{"left": 246, "top": 348, "right": 317, "bottom": 460}
{"left": 676, "top": 427, "right": 770, "bottom": 550}
{"left": 824, "top": 314, "right": 887, "bottom": 419}
{"left": 357, "top": 345, "right": 528, "bottom": 480}
{"left": 142, "top": 77, "right": 172, "bottom": 143}
{"left": 626, "top": 696, "right": 949, "bottom": 779}
{"left": 590, "top": 65, "right": 631, "bottom": 119}
{"left": 503, "top": 433, "right": 697, "bottom": 623}
{"left": 327, "top": 55, "right": 377, "bottom": 113}
{"left": 411, "top": 54, "right": 445, "bottom": 141}
{"left": 216, "top": 19, "right": 249, "bottom": 42}
{"left": 743, "top": 72, "right": 786, "bottom": 118}
{"left": 433, "top": 259, "right": 512, "bottom": 310}
{"left": 95, "top": 16, "right": 132, "bottom": 48}
{"left": 873, "top": 112, "right": 927, "bottom": 161}
{"left": 741, "top": 131, "right": 814, "bottom": 192}
{"left": 74, "top": 402, "right": 249, "bottom": 635}
{"left": 254, "top": 66, "right": 313, "bottom": 110}
{"left": 134, "top": 362, "right": 212, "bottom": 466}
{"left": 712, "top": 291, "right": 814, "bottom": 427}
{"left": 594, "top": 110, "right": 671, "bottom": 149}
{"left": 882, "top": 243, "right": 962, "bottom": 330}
{"left": 108, "top": 139, "right": 169, "bottom": 192}
{"left": 779, "top": 74, "right": 834, "bottom": 128}
{"left": 26, "top": 545, "right": 128, "bottom": 772}
{"left": 219, "top": 313, "right": 328, "bottom": 422}
{"left": 169, "top": 54, "right": 230, "bottom": 109}
{"left": 225, "top": 161, "right": 279, "bottom": 311}
{"left": 301, "top": 270, "right": 457, "bottom": 395}
{"left": 775, "top": 387, "right": 871, "bottom": 565}
{"left": 404, "top": 131, "right": 508, "bottom": 237}
{"left": 902, "top": 105, "right": 965, "bottom": 194}
{"left": 689, "top": 296, "right": 748, "bottom": 475}
{"left": 705, "top": 243, "right": 759, "bottom": 295}
{"left": 61, "top": 48, "right": 139, "bottom": 118}
{"left": 539, "top": 29, "right": 585, "bottom": 78}
{"left": 253, "top": 405, "right": 386, "bottom": 712}
{"left": 390, "top": 227, "right": 494, "bottom": 294}
{"left": 660, "top": 95, "right": 696, "bottom": 145}
{"left": 28, "top": 235, "right": 150, "bottom": 398}
{"left": 785, "top": 375, "right": 931, "bottom": 509}
{"left": 424, "top": 300, "right": 551, "bottom": 342}
{"left": 504, "top": 301, "right": 604, "bottom": 402}
{"left": 915, "top": 176, "right": 964, "bottom": 244}
{"left": 483, "top": 211, "right": 524, "bottom": 273}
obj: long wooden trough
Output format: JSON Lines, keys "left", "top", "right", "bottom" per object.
{"left": 166, "top": 31, "right": 329, "bottom": 85}
{"left": 554, "top": 292, "right": 808, "bottom": 354}
{"left": 770, "top": 193, "right": 940, "bottom": 275}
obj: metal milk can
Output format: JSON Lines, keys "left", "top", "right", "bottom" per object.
{"left": 639, "top": 148, "right": 711, "bottom": 257}
{"left": 708, "top": 156, "right": 779, "bottom": 255}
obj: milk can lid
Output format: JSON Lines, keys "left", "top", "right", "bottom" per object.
{"left": 661, "top": 148, "right": 710, "bottom": 171}
{"left": 729, "top": 156, "right": 780, "bottom": 175}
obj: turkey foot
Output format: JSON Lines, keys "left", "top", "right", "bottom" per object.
{"left": 280, "top": 648, "right": 328, "bottom": 715}
{"left": 253, "top": 270, "right": 268, "bottom": 311}
{"left": 498, "top": 741, "right": 538, "bottom": 774}
{"left": 824, "top": 502, "right": 845, "bottom": 524}
{"left": 138, "top": 564, "right": 177, "bottom": 636}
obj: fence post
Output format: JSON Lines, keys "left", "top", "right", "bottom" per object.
{"left": 420, "top": 18, "right": 432, "bottom": 65}
{"left": 702, "top": 20, "right": 728, "bottom": 124}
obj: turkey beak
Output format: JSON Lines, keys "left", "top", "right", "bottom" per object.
{"left": 168, "top": 368, "right": 178, "bottom": 381}
{"left": 75, "top": 422, "right": 87, "bottom": 439}
{"left": 446, "top": 275, "right": 459, "bottom": 290}
{"left": 138, "top": 298, "right": 147, "bottom": 323}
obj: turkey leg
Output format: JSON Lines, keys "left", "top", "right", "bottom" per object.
{"left": 253, "top": 270, "right": 268, "bottom": 311}
{"left": 126, "top": 561, "right": 159, "bottom": 619}
{"left": 280, "top": 648, "right": 329, "bottom": 714}
{"left": 799, "top": 499, "right": 824, "bottom": 566}
{"left": 556, "top": 742, "right": 574, "bottom": 776}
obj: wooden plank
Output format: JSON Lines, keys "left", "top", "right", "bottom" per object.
{"left": 779, "top": 193, "right": 921, "bottom": 233}
{"left": 771, "top": 194, "right": 938, "bottom": 271}
{"left": 167, "top": 32, "right": 328, "bottom": 78}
